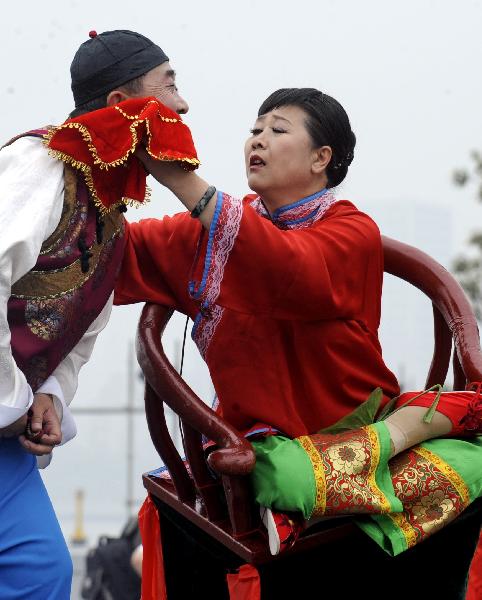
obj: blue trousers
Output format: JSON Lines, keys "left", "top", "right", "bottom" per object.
{"left": 0, "top": 438, "right": 72, "bottom": 599}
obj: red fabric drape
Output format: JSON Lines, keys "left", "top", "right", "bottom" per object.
{"left": 226, "top": 564, "right": 261, "bottom": 600}
{"left": 138, "top": 495, "right": 167, "bottom": 600}
{"left": 45, "top": 96, "right": 199, "bottom": 213}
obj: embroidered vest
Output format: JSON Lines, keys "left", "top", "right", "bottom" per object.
{"left": 6, "top": 131, "right": 126, "bottom": 391}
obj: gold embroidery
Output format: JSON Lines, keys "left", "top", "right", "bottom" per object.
{"left": 385, "top": 446, "right": 470, "bottom": 550}
{"left": 299, "top": 426, "right": 392, "bottom": 518}
{"left": 414, "top": 446, "right": 470, "bottom": 506}
{"left": 367, "top": 426, "right": 392, "bottom": 513}
{"left": 297, "top": 435, "right": 326, "bottom": 515}
{"left": 388, "top": 512, "right": 418, "bottom": 549}
{"left": 26, "top": 291, "right": 79, "bottom": 341}
{"left": 39, "top": 166, "right": 78, "bottom": 255}
{"left": 11, "top": 211, "right": 124, "bottom": 300}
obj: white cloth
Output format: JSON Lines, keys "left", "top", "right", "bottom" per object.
{"left": 0, "top": 135, "right": 112, "bottom": 465}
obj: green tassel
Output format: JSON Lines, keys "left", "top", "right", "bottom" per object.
{"left": 377, "top": 384, "right": 443, "bottom": 423}
{"left": 422, "top": 385, "right": 443, "bottom": 424}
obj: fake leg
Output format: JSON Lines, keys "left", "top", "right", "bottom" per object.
{"left": 358, "top": 435, "right": 482, "bottom": 555}
{"left": 0, "top": 439, "right": 72, "bottom": 600}
{"left": 252, "top": 423, "right": 402, "bottom": 521}
{"left": 384, "top": 385, "right": 482, "bottom": 455}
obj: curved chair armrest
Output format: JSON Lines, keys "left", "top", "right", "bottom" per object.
{"left": 136, "top": 303, "right": 256, "bottom": 476}
{"left": 383, "top": 236, "right": 482, "bottom": 384}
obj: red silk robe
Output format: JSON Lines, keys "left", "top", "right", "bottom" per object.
{"left": 114, "top": 190, "right": 399, "bottom": 437}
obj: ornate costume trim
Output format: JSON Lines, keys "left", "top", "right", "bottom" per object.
{"left": 39, "top": 166, "right": 79, "bottom": 255}
{"left": 43, "top": 143, "right": 150, "bottom": 216}
{"left": 190, "top": 189, "right": 338, "bottom": 359}
{"left": 414, "top": 446, "right": 470, "bottom": 506}
{"left": 11, "top": 211, "right": 124, "bottom": 299}
{"left": 385, "top": 445, "right": 471, "bottom": 551}
{"left": 296, "top": 435, "right": 327, "bottom": 515}
{"left": 298, "top": 425, "right": 393, "bottom": 518}
{"left": 192, "top": 304, "right": 225, "bottom": 360}
{"left": 190, "top": 193, "right": 243, "bottom": 358}
{"left": 249, "top": 188, "right": 337, "bottom": 230}
{"left": 44, "top": 97, "right": 199, "bottom": 214}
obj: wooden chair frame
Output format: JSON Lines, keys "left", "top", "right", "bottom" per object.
{"left": 137, "top": 236, "right": 482, "bottom": 565}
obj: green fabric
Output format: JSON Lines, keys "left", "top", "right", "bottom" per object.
{"left": 319, "top": 388, "right": 383, "bottom": 434}
{"left": 356, "top": 435, "right": 482, "bottom": 556}
{"left": 356, "top": 515, "right": 408, "bottom": 555}
{"left": 251, "top": 435, "right": 316, "bottom": 519}
{"left": 371, "top": 422, "right": 403, "bottom": 514}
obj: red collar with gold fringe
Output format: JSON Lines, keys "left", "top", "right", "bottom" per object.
{"left": 44, "top": 97, "right": 199, "bottom": 214}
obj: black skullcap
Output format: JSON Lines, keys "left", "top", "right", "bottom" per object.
{"left": 71, "top": 30, "right": 169, "bottom": 107}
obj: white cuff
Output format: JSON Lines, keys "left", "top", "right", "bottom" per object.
{"left": 0, "top": 387, "right": 33, "bottom": 428}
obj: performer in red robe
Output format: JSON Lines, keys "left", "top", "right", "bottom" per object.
{"left": 114, "top": 89, "right": 482, "bottom": 589}
{"left": 116, "top": 190, "right": 400, "bottom": 437}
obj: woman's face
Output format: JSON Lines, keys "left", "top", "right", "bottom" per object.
{"left": 244, "top": 104, "right": 329, "bottom": 206}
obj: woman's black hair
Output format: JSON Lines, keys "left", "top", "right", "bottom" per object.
{"left": 258, "top": 88, "right": 356, "bottom": 188}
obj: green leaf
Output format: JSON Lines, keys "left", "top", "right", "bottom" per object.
{"left": 318, "top": 388, "right": 383, "bottom": 434}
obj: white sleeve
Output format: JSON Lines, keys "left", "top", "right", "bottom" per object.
{"left": 0, "top": 136, "right": 64, "bottom": 428}
{"left": 35, "top": 294, "right": 113, "bottom": 468}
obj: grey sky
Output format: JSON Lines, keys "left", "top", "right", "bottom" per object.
{"left": 2, "top": 0, "right": 481, "bottom": 540}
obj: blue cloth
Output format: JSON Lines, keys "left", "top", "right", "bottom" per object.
{"left": 0, "top": 438, "right": 72, "bottom": 599}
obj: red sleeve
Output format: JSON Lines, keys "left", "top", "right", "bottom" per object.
{"left": 214, "top": 198, "right": 383, "bottom": 323}
{"left": 115, "top": 194, "right": 383, "bottom": 328}
{"left": 114, "top": 212, "right": 202, "bottom": 314}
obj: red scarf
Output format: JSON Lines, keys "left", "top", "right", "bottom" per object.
{"left": 45, "top": 97, "right": 199, "bottom": 214}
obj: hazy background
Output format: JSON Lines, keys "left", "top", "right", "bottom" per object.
{"left": 1, "top": 0, "right": 481, "bottom": 549}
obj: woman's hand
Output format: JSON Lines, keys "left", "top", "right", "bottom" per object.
{"left": 135, "top": 148, "right": 217, "bottom": 230}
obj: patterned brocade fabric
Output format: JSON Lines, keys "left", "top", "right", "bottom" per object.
{"left": 296, "top": 424, "right": 399, "bottom": 517}
{"left": 386, "top": 446, "right": 470, "bottom": 550}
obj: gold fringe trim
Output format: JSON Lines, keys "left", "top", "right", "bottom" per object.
{"left": 114, "top": 99, "right": 180, "bottom": 123}
{"left": 387, "top": 512, "right": 418, "bottom": 550}
{"left": 296, "top": 435, "right": 327, "bottom": 516}
{"left": 414, "top": 446, "right": 471, "bottom": 506}
{"left": 384, "top": 445, "right": 471, "bottom": 551}
{"left": 43, "top": 145, "right": 132, "bottom": 216}
{"left": 367, "top": 425, "right": 393, "bottom": 513}
{"left": 44, "top": 121, "right": 138, "bottom": 170}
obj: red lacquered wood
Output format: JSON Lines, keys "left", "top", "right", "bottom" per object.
{"left": 144, "top": 381, "right": 195, "bottom": 503}
{"left": 136, "top": 303, "right": 255, "bottom": 477}
{"left": 181, "top": 421, "right": 226, "bottom": 521}
{"left": 425, "top": 304, "right": 453, "bottom": 388}
{"left": 383, "top": 236, "right": 482, "bottom": 384}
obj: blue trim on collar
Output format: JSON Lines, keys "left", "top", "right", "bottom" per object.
{"left": 271, "top": 188, "right": 327, "bottom": 220}
{"left": 283, "top": 206, "right": 320, "bottom": 226}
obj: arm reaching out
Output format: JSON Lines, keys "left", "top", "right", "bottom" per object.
{"left": 136, "top": 147, "right": 217, "bottom": 230}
